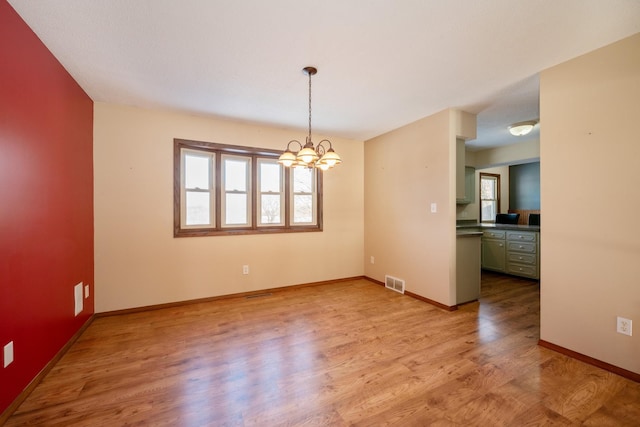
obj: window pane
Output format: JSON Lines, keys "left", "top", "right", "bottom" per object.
{"left": 293, "top": 194, "right": 313, "bottom": 223}
{"left": 260, "top": 162, "right": 281, "bottom": 192}
{"left": 225, "top": 159, "right": 247, "bottom": 191}
{"left": 481, "top": 201, "right": 497, "bottom": 222}
{"left": 293, "top": 167, "right": 313, "bottom": 193}
{"left": 225, "top": 193, "right": 247, "bottom": 224}
{"left": 261, "top": 194, "right": 281, "bottom": 223}
{"left": 185, "top": 154, "right": 210, "bottom": 189}
{"left": 185, "top": 191, "right": 210, "bottom": 225}
{"left": 480, "top": 177, "right": 496, "bottom": 199}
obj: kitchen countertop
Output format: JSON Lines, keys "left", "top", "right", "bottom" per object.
{"left": 456, "top": 221, "right": 540, "bottom": 234}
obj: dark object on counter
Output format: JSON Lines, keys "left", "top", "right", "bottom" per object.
{"left": 496, "top": 213, "right": 520, "bottom": 224}
{"left": 529, "top": 213, "right": 540, "bottom": 226}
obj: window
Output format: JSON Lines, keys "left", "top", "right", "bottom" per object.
{"left": 480, "top": 173, "right": 500, "bottom": 223}
{"left": 222, "top": 155, "right": 251, "bottom": 227}
{"left": 291, "top": 167, "right": 316, "bottom": 224}
{"left": 257, "top": 158, "right": 284, "bottom": 226}
{"left": 175, "top": 139, "right": 322, "bottom": 237}
{"left": 182, "top": 149, "right": 215, "bottom": 227}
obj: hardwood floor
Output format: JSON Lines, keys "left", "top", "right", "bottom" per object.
{"left": 5, "top": 272, "right": 640, "bottom": 426}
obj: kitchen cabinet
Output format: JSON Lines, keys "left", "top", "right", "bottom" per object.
{"left": 505, "top": 231, "right": 539, "bottom": 279}
{"left": 454, "top": 111, "right": 477, "bottom": 202}
{"left": 481, "top": 230, "right": 506, "bottom": 272}
{"left": 456, "top": 139, "right": 466, "bottom": 200}
{"left": 456, "top": 166, "right": 476, "bottom": 204}
{"left": 481, "top": 228, "right": 539, "bottom": 279}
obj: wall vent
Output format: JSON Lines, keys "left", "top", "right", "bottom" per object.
{"left": 385, "top": 275, "right": 405, "bottom": 294}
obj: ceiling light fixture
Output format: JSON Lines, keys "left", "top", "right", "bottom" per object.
{"left": 278, "top": 67, "right": 341, "bottom": 171}
{"left": 508, "top": 120, "right": 538, "bottom": 136}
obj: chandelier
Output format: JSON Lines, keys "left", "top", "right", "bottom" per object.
{"left": 278, "top": 66, "right": 341, "bottom": 171}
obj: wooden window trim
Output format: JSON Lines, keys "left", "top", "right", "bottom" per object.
{"left": 174, "top": 138, "right": 323, "bottom": 237}
{"left": 479, "top": 172, "right": 501, "bottom": 223}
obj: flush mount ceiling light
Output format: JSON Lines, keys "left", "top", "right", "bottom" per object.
{"left": 278, "top": 67, "right": 341, "bottom": 171}
{"left": 508, "top": 120, "right": 538, "bottom": 136}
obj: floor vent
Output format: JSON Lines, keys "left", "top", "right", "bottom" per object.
{"left": 385, "top": 275, "right": 405, "bottom": 294}
{"left": 245, "top": 292, "right": 273, "bottom": 299}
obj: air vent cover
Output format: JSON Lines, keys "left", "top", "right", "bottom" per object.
{"left": 384, "top": 275, "right": 405, "bottom": 294}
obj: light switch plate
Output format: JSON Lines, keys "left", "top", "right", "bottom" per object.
{"left": 4, "top": 341, "right": 14, "bottom": 368}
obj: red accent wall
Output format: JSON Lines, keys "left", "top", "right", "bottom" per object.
{"left": 0, "top": 1, "right": 94, "bottom": 415}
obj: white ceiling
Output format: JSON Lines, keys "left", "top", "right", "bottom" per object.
{"left": 8, "top": 0, "right": 640, "bottom": 149}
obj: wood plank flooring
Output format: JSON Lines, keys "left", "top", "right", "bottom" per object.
{"left": 5, "top": 272, "right": 640, "bottom": 426}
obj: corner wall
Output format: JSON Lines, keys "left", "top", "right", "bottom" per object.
{"left": 93, "top": 103, "right": 364, "bottom": 312}
{"left": 0, "top": 1, "right": 94, "bottom": 414}
{"left": 364, "top": 109, "right": 457, "bottom": 306}
{"left": 540, "top": 32, "right": 640, "bottom": 373}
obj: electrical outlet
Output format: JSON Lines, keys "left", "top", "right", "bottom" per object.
{"left": 242, "top": 265, "right": 249, "bottom": 275}
{"left": 617, "top": 317, "right": 632, "bottom": 336}
{"left": 430, "top": 203, "right": 437, "bottom": 213}
{"left": 4, "top": 341, "right": 14, "bottom": 368}
{"left": 74, "top": 282, "right": 83, "bottom": 316}
{"left": 370, "top": 256, "right": 375, "bottom": 264}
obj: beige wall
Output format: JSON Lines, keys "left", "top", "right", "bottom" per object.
{"left": 94, "top": 103, "right": 365, "bottom": 312}
{"left": 473, "top": 139, "right": 539, "bottom": 169}
{"left": 540, "top": 33, "right": 640, "bottom": 373}
{"left": 364, "top": 109, "right": 457, "bottom": 306}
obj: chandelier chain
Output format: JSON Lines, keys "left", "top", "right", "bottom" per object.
{"left": 308, "top": 70, "right": 312, "bottom": 141}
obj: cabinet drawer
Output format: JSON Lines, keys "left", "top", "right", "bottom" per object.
{"left": 507, "top": 231, "right": 537, "bottom": 242}
{"left": 507, "top": 241, "right": 536, "bottom": 253}
{"left": 507, "top": 263, "right": 537, "bottom": 278}
{"left": 483, "top": 230, "right": 506, "bottom": 239}
{"left": 508, "top": 253, "right": 536, "bottom": 265}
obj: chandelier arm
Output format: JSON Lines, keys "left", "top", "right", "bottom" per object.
{"left": 286, "top": 140, "right": 303, "bottom": 152}
{"left": 317, "top": 139, "right": 333, "bottom": 149}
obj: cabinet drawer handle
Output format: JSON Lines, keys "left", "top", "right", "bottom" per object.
{"left": 499, "top": 244, "right": 503, "bottom": 247}
{"left": 518, "top": 256, "right": 523, "bottom": 260}
{"left": 519, "top": 245, "right": 524, "bottom": 249}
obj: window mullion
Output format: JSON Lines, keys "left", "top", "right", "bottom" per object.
{"left": 251, "top": 155, "right": 258, "bottom": 229}
{"left": 215, "top": 152, "right": 222, "bottom": 229}
{"left": 284, "top": 167, "right": 291, "bottom": 228}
